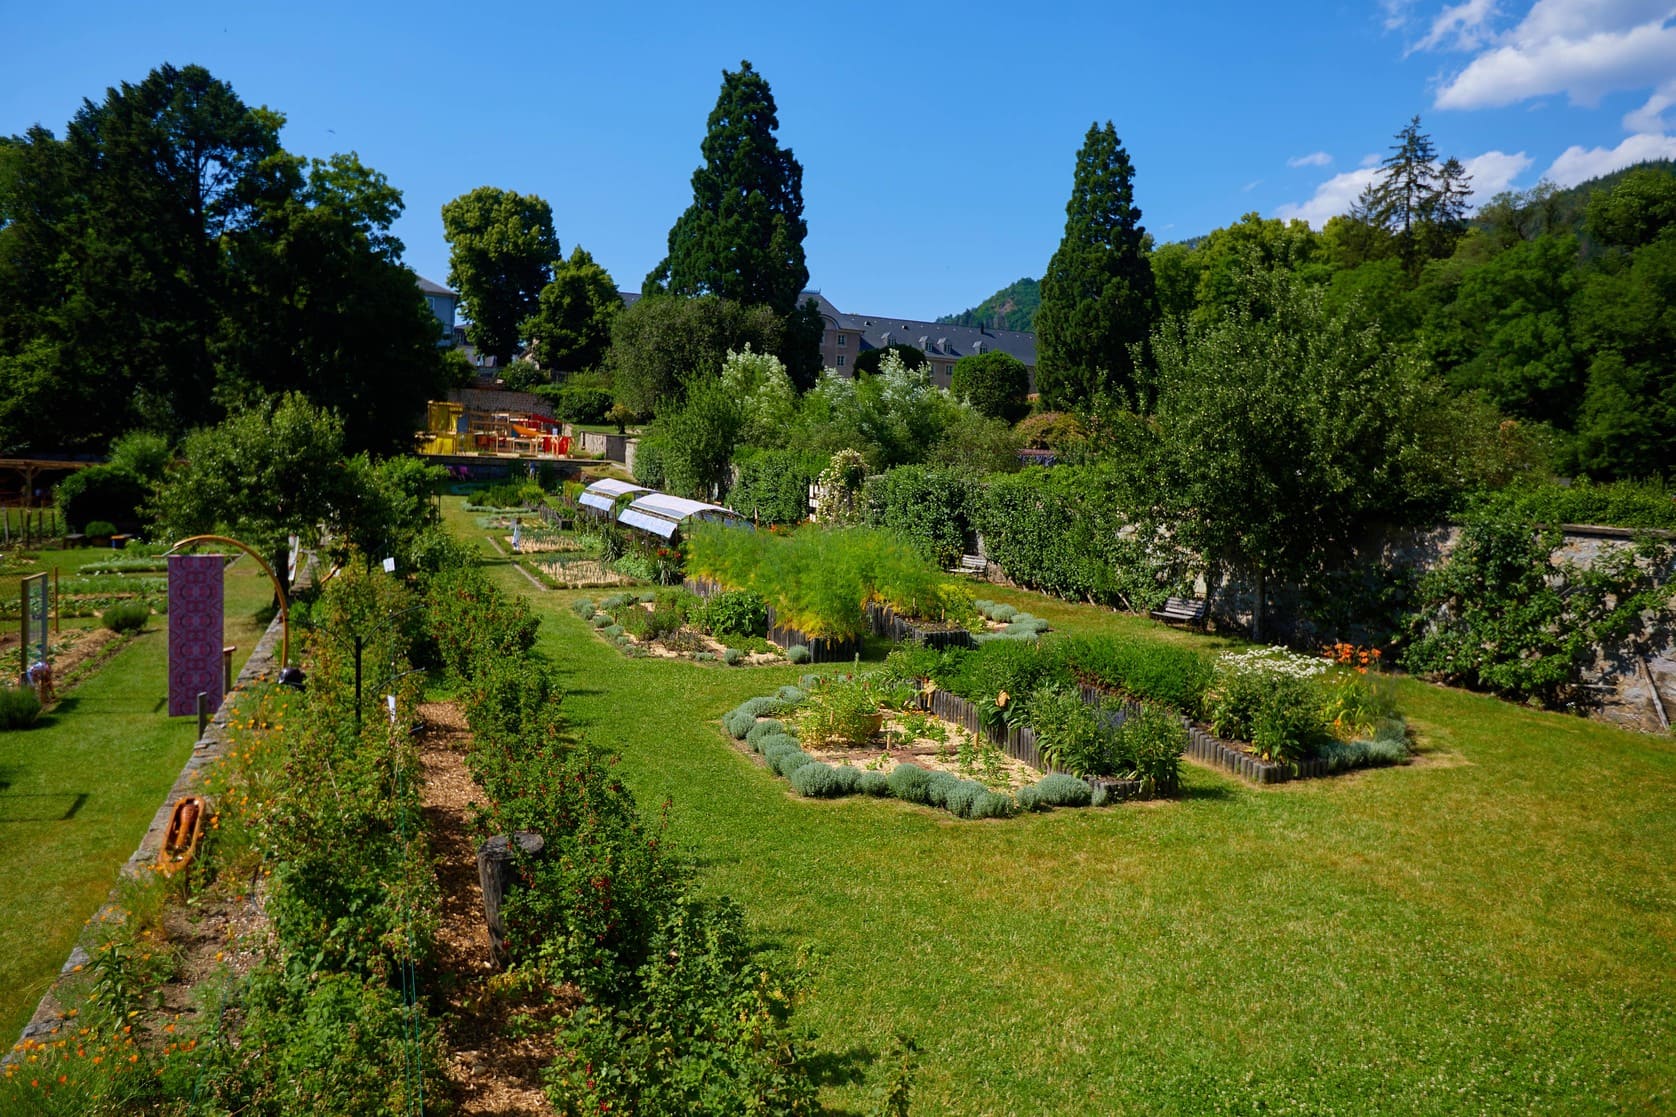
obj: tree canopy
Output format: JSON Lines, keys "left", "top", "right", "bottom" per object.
{"left": 441, "top": 186, "right": 559, "bottom": 366}
{"left": 606, "top": 295, "right": 784, "bottom": 415}
{"left": 950, "top": 350, "right": 1030, "bottom": 424}
{"left": 523, "top": 245, "right": 619, "bottom": 374}
{"left": 1034, "top": 122, "right": 1157, "bottom": 411}
{"left": 0, "top": 63, "right": 445, "bottom": 455}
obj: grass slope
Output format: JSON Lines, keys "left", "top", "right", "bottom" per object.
{"left": 466, "top": 503, "right": 1676, "bottom": 1112}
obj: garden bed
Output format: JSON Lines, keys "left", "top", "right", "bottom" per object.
{"left": 722, "top": 678, "right": 1157, "bottom": 819}
{"left": 575, "top": 590, "right": 786, "bottom": 665}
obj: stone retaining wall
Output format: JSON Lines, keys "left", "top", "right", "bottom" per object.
{"left": 9, "top": 607, "right": 287, "bottom": 1053}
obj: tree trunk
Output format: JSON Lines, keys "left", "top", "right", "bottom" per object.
{"left": 476, "top": 831, "right": 545, "bottom": 969}
{"left": 1251, "top": 570, "right": 1266, "bottom": 643}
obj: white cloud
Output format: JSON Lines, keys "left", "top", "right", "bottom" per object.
{"left": 1274, "top": 148, "right": 1533, "bottom": 227}
{"left": 1359, "top": 152, "right": 1383, "bottom": 168}
{"left": 1287, "top": 151, "right": 1333, "bottom": 167}
{"left": 1543, "top": 131, "right": 1676, "bottom": 184}
{"left": 1242, "top": 179, "right": 1264, "bottom": 192}
{"left": 1625, "top": 77, "right": 1676, "bottom": 130}
{"left": 1461, "top": 149, "right": 1534, "bottom": 196}
{"left": 1433, "top": 1, "right": 1676, "bottom": 110}
{"left": 1274, "top": 168, "right": 1379, "bottom": 227}
{"left": 1413, "top": 0, "right": 1501, "bottom": 52}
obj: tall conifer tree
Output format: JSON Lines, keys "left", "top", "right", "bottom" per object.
{"left": 1034, "top": 122, "right": 1157, "bottom": 411}
{"left": 645, "top": 61, "right": 809, "bottom": 315}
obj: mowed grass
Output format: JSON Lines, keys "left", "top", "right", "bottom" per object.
{"left": 473, "top": 501, "right": 1674, "bottom": 1112}
{"left": 0, "top": 557, "right": 275, "bottom": 1042}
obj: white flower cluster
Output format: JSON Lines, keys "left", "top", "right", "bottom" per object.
{"left": 1216, "top": 645, "right": 1330, "bottom": 682}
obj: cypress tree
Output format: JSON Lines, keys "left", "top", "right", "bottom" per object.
{"left": 644, "top": 60, "right": 809, "bottom": 317}
{"left": 1034, "top": 122, "right": 1157, "bottom": 411}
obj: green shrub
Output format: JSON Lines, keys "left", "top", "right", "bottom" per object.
{"left": 755, "top": 732, "right": 801, "bottom": 757}
{"left": 938, "top": 639, "right": 1071, "bottom": 727}
{"left": 746, "top": 719, "right": 786, "bottom": 748}
{"left": 970, "top": 790, "right": 1018, "bottom": 819}
{"left": 942, "top": 778, "right": 991, "bottom": 818}
{"left": 775, "top": 685, "right": 807, "bottom": 704}
{"left": 771, "top": 745, "right": 815, "bottom": 776}
{"left": 723, "top": 647, "right": 743, "bottom": 666}
{"left": 84, "top": 519, "right": 118, "bottom": 537}
{"left": 1115, "top": 705, "right": 1187, "bottom": 795}
{"left": 685, "top": 522, "right": 974, "bottom": 638}
{"left": 1054, "top": 634, "right": 1213, "bottom": 713}
{"left": 886, "top": 763, "right": 933, "bottom": 803}
{"left": 701, "top": 590, "right": 769, "bottom": 638}
{"left": 602, "top": 624, "right": 623, "bottom": 639}
{"left": 599, "top": 593, "right": 629, "bottom": 611}
{"left": 724, "top": 696, "right": 786, "bottom": 739}
{"left": 988, "top": 604, "right": 1018, "bottom": 623}
{"left": 591, "top": 613, "right": 612, "bottom": 628}
{"left": 1249, "top": 674, "right": 1326, "bottom": 765}
{"left": 1017, "top": 773, "right": 1092, "bottom": 810}
{"left": 921, "top": 770, "right": 961, "bottom": 808}
{"left": 1318, "top": 719, "right": 1410, "bottom": 770}
{"left": 786, "top": 645, "right": 811, "bottom": 664}
{"left": 1029, "top": 685, "right": 1121, "bottom": 778}
{"left": 694, "top": 651, "right": 716, "bottom": 662}
{"left": 796, "top": 675, "right": 881, "bottom": 748}
{"left": 101, "top": 600, "right": 151, "bottom": 633}
{"left": 789, "top": 761, "right": 862, "bottom": 797}
{"left": 570, "top": 598, "right": 597, "bottom": 618}
{"left": 857, "top": 770, "right": 892, "bottom": 797}
{"left": 0, "top": 684, "right": 42, "bottom": 729}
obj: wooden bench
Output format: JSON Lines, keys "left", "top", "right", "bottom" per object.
{"left": 1150, "top": 596, "right": 1207, "bottom": 626}
{"left": 949, "top": 554, "right": 987, "bottom": 576}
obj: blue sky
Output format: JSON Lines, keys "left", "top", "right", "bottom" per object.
{"left": 5, "top": 0, "right": 1674, "bottom": 320}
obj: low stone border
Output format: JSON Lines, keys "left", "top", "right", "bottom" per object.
{"left": 9, "top": 605, "right": 287, "bottom": 1053}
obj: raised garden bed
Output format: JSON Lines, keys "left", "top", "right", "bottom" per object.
{"left": 685, "top": 577, "right": 858, "bottom": 663}
{"left": 722, "top": 680, "right": 1156, "bottom": 818}
{"left": 576, "top": 591, "right": 785, "bottom": 665}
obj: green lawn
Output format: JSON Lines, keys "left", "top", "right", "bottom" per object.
{"left": 449, "top": 499, "right": 1676, "bottom": 1114}
{"left": 0, "top": 557, "right": 275, "bottom": 1042}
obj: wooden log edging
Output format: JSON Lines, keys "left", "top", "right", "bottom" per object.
{"left": 685, "top": 576, "right": 861, "bottom": 663}
{"left": 864, "top": 602, "right": 977, "bottom": 651}
{"left": 920, "top": 687, "right": 1151, "bottom": 800}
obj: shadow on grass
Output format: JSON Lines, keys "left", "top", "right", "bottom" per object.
{"left": 0, "top": 790, "right": 89, "bottom": 822}
{"left": 1176, "top": 784, "right": 1235, "bottom": 802}
{"left": 805, "top": 1043, "right": 877, "bottom": 1091}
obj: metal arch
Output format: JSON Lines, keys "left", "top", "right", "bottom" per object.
{"left": 166, "top": 534, "right": 291, "bottom": 668}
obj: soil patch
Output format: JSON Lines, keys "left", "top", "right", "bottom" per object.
{"left": 771, "top": 709, "right": 1039, "bottom": 791}
{"left": 416, "top": 700, "right": 557, "bottom": 1117}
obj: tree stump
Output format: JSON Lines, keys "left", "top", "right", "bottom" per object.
{"left": 476, "top": 831, "right": 544, "bottom": 969}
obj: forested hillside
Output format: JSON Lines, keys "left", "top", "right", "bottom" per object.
{"left": 937, "top": 276, "right": 1041, "bottom": 331}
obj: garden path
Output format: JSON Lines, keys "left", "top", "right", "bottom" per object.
{"left": 415, "top": 700, "right": 555, "bottom": 1117}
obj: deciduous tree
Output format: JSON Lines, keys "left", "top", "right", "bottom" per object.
{"left": 949, "top": 350, "right": 1030, "bottom": 424}
{"left": 442, "top": 186, "right": 559, "bottom": 365}
{"left": 523, "top": 245, "right": 620, "bottom": 374}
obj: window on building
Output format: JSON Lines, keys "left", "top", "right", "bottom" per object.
{"left": 837, "top": 333, "right": 847, "bottom": 347}
{"left": 836, "top": 354, "right": 846, "bottom": 367}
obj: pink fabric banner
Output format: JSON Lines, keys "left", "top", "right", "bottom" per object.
{"left": 168, "top": 554, "right": 225, "bottom": 718}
